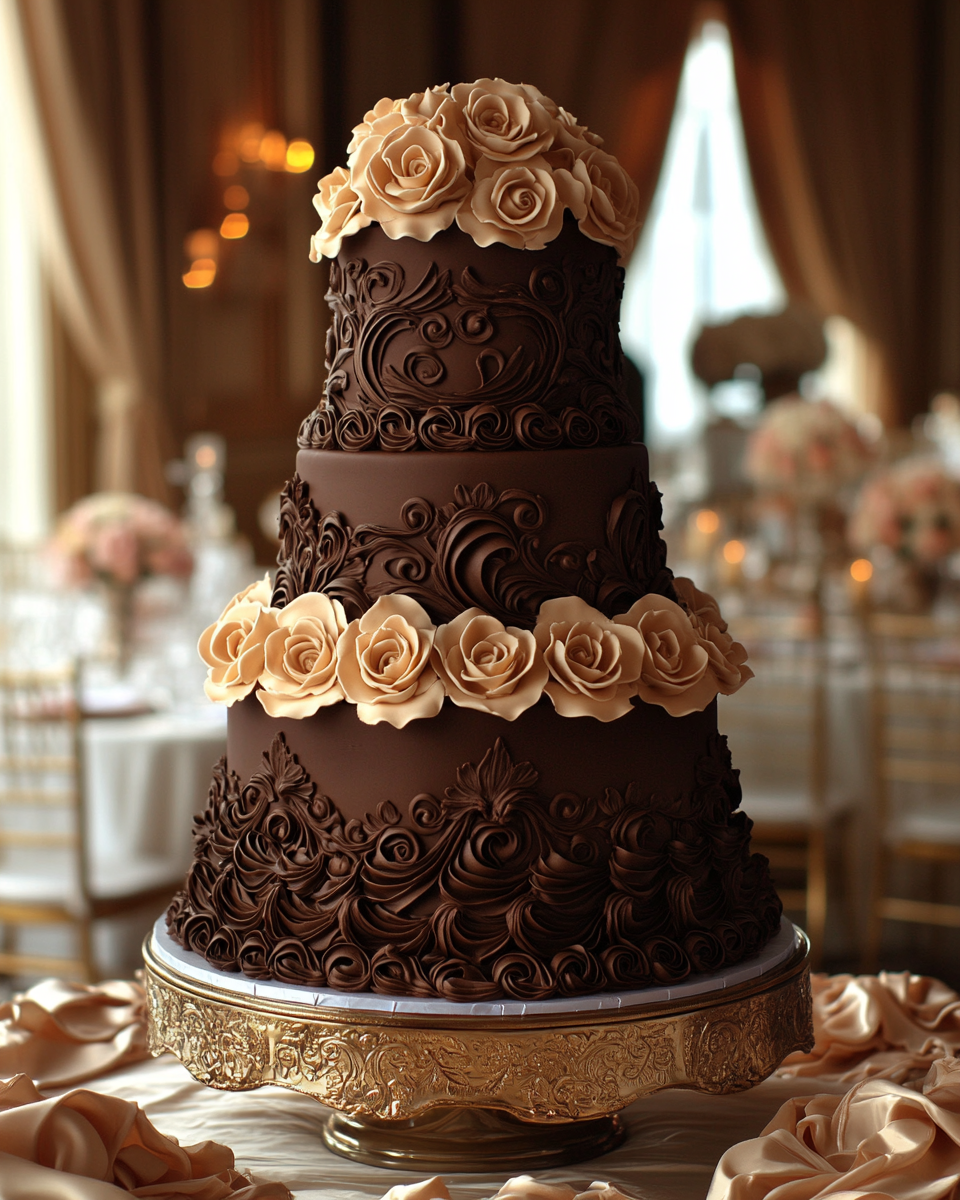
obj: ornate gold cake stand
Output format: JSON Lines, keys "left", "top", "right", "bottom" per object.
{"left": 144, "top": 921, "right": 812, "bottom": 1172}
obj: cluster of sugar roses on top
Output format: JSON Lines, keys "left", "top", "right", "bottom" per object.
{"left": 310, "top": 78, "right": 641, "bottom": 262}
{"left": 198, "top": 577, "right": 752, "bottom": 730}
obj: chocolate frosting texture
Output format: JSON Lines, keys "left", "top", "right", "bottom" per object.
{"left": 167, "top": 731, "right": 781, "bottom": 1001}
{"left": 298, "top": 220, "right": 640, "bottom": 453}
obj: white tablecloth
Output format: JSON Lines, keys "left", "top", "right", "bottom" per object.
{"left": 78, "top": 1055, "right": 850, "bottom": 1200}
{"left": 83, "top": 707, "right": 227, "bottom": 873}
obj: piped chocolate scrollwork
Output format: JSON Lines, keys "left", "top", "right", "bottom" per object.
{"left": 298, "top": 221, "right": 640, "bottom": 453}
{"left": 272, "top": 471, "right": 674, "bottom": 624}
{"left": 167, "top": 732, "right": 781, "bottom": 1001}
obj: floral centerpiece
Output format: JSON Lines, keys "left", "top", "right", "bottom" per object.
{"left": 849, "top": 457, "right": 960, "bottom": 610}
{"left": 50, "top": 492, "right": 193, "bottom": 664}
{"left": 849, "top": 458, "right": 960, "bottom": 566}
{"left": 309, "top": 78, "right": 641, "bottom": 261}
{"left": 745, "top": 396, "right": 873, "bottom": 502}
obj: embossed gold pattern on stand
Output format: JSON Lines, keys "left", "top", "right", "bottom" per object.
{"left": 144, "top": 933, "right": 813, "bottom": 1129}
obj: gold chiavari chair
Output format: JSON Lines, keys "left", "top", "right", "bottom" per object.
{"left": 0, "top": 663, "right": 182, "bottom": 981}
{"left": 717, "top": 611, "right": 847, "bottom": 968}
{"left": 862, "top": 612, "right": 960, "bottom": 971}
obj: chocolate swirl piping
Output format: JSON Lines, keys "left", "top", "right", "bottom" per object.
{"left": 167, "top": 732, "right": 781, "bottom": 1001}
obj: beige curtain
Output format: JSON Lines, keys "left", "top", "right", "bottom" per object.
{"left": 461, "top": 0, "right": 698, "bottom": 231}
{"left": 726, "top": 0, "right": 926, "bottom": 425}
{"left": 13, "top": 0, "right": 171, "bottom": 502}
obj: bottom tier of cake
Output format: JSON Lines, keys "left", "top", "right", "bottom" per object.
{"left": 167, "top": 696, "right": 782, "bottom": 1001}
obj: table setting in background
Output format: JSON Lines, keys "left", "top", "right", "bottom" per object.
{"left": 0, "top": 486, "right": 257, "bottom": 978}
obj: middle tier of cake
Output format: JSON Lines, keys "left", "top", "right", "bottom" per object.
{"left": 271, "top": 444, "right": 676, "bottom": 624}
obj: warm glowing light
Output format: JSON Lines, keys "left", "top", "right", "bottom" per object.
{"left": 722, "top": 539, "right": 746, "bottom": 565}
{"left": 850, "top": 558, "right": 874, "bottom": 583}
{"left": 212, "top": 149, "right": 239, "bottom": 177}
{"left": 182, "top": 259, "right": 217, "bottom": 289}
{"left": 695, "top": 509, "right": 720, "bottom": 535}
{"left": 285, "top": 139, "right": 315, "bottom": 172}
{"left": 239, "top": 124, "right": 265, "bottom": 162}
{"left": 220, "top": 212, "right": 249, "bottom": 239}
{"left": 184, "top": 228, "right": 219, "bottom": 261}
{"left": 195, "top": 444, "right": 218, "bottom": 469}
{"left": 223, "top": 184, "right": 249, "bottom": 210}
{"left": 259, "top": 130, "right": 287, "bottom": 170}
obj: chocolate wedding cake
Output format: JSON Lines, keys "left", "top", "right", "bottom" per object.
{"left": 169, "top": 79, "right": 781, "bottom": 1001}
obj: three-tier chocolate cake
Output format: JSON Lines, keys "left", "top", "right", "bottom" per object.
{"left": 169, "top": 78, "right": 780, "bottom": 1002}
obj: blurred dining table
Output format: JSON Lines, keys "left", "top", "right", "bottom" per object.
{"left": 83, "top": 705, "right": 227, "bottom": 874}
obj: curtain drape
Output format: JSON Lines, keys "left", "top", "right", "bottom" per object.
{"left": 461, "top": 0, "right": 698, "bottom": 231}
{"left": 726, "top": 0, "right": 928, "bottom": 425}
{"left": 13, "top": 0, "right": 171, "bottom": 503}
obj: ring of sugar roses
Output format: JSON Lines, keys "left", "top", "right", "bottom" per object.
{"left": 198, "top": 579, "right": 751, "bottom": 727}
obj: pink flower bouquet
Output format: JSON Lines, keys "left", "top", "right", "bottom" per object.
{"left": 850, "top": 458, "right": 960, "bottom": 565}
{"left": 50, "top": 493, "right": 193, "bottom": 588}
{"left": 745, "top": 397, "right": 873, "bottom": 501}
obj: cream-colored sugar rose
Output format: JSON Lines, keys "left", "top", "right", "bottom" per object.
{"left": 456, "top": 155, "right": 585, "bottom": 251}
{"left": 575, "top": 146, "right": 641, "bottom": 262}
{"left": 450, "top": 77, "right": 556, "bottom": 162}
{"left": 336, "top": 595, "right": 444, "bottom": 728}
{"left": 346, "top": 96, "right": 404, "bottom": 157}
{"left": 534, "top": 596, "right": 645, "bottom": 722}
{"left": 432, "top": 608, "right": 548, "bottom": 720}
{"left": 671, "top": 577, "right": 753, "bottom": 696}
{"left": 198, "top": 574, "right": 278, "bottom": 706}
{"left": 614, "top": 595, "right": 719, "bottom": 716}
{"left": 351, "top": 121, "right": 469, "bottom": 241}
{"left": 672, "top": 576, "right": 728, "bottom": 633}
{"left": 258, "top": 593, "right": 348, "bottom": 718}
{"left": 310, "top": 166, "right": 372, "bottom": 260}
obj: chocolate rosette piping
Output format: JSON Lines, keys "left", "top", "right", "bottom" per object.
{"left": 322, "top": 943, "right": 371, "bottom": 991}
{"left": 601, "top": 943, "right": 653, "bottom": 988}
{"left": 491, "top": 952, "right": 556, "bottom": 1001}
{"left": 464, "top": 403, "right": 516, "bottom": 451}
{"left": 377, "top": 405, "right": 419, "bottom": 451}
{"left": 644, "top": 936, "right": 692, "bottom": 983}
{"left": 551, "top": 946, "right": 605, "bottom": 996}
{"left": 337, "top": 408, "right": 378, "bottom": 452}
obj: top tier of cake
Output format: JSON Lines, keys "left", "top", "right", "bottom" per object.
{"left": 300, "top": 78, "right": 644, "bottom": 454}
{"left": 299, "top": 220, "right": 640, "bottom": 453}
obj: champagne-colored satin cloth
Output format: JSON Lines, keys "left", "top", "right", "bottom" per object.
{"left": 0, "top": 978, "right": 150, "bottom": 1089}
{"left": 778, "top": 971, "right": 960, "bottom": 1084}
{"left": 0, "top": 1072, "right": 291, "bottom": 1200}
{"left": 709, "top": 1056, "right": 960, "bottom": 1200}
{"left": 380, "top": 1177, "right": 636, "bottom": 1200}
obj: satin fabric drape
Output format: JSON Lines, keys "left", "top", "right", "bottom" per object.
{"left": 726, "top": 0, "right": 927, "bottom": 425}
{"left": 12, "top": 0, "right": 172, "bottom": 503}
{"left": 0, "top": 979, "right": 149, "bottom": 1090}
{"left": 0, "top": 1074, "right": 291, "bottom": 1200}
{"left": 710, "top": 1057, "right": 960, "bottom": 1200}
{"left": 778, "top": 972, "right": 960, "bottom": 1085}
{"left": 380, "top": 1177, "right": 635, "bottom": 1200}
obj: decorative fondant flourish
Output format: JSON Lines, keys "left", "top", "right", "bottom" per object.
{"left": 299, "top": 234, "right": 640, "bottom": 453}
{"left": 272, "top": 472, "right": 674, "bottom": 625}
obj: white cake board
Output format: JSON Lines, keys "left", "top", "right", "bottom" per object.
{"left": 149, "top": 916, "right": 801, "bottom": 1018}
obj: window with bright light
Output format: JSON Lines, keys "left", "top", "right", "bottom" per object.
{"left": 0, "top": 0, "right": 50, "bottom": 544}
{"left": 621, "top": 20, "right": 785, "bottom": 448}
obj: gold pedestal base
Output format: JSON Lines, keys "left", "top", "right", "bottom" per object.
{"left": 323, "top": 1107, "right": 625, "bottom": 1172}
{"left": 144, "top": 927, "right": 812, "bottom": 1171}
